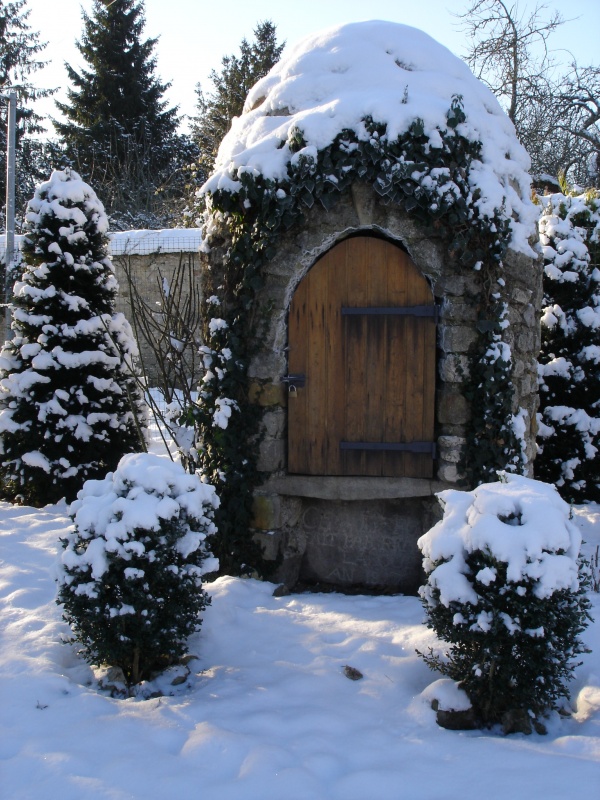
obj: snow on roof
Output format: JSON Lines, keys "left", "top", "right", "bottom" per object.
{"left": 203, "top": 20, "right": 537, "bottom": 255}
{"left": 0, "top": 229, "right": 203, "bottom": 261}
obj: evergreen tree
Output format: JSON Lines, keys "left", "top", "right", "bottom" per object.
{"left": 536, "top": 191, "right": 600, "bottom": 503}
{"left": 0, "top": 0, "right": 55, "bottom": 216}
{"left": 0, "top": 168, "right": 146, "bottom": 506}
{"left": 53, "top": 0, "right": 184, "bottom": 226}
{"left": 191, "top": 21, "right": 284, "bottom": 182}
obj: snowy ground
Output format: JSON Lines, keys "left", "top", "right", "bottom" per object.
{"left": 1, "top": 427, "right": 599, "bottom": 799}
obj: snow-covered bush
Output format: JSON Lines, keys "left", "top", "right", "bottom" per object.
{"left": 536, "top": 191, "right": 600, "bottom": 503}
{"left": 57, "top": 453, "right": 219, "bottom": 687}
{"left": 418, "top": 474, "right": 591, "bottom": 728}
{"left": 0, "top": 168, "right": 147, "bottom": 506}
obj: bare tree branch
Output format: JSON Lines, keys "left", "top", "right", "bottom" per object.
{"left": 456, "top": 1, "right": 600, "bottom": 187}
{"left": 115, "top": 251, "right": 204, "bottom": 471}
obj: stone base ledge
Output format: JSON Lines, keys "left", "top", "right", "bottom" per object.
{"left": 262, "top": 475, "right": 451, "bottom": 501}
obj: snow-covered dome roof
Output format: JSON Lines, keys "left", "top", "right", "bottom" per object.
{"left": 203, "top": 20, "right": 537, "bottom": 254}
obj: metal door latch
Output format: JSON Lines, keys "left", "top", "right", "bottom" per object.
{"left": 280, "top": 373, "right": 306, "bottom": 393}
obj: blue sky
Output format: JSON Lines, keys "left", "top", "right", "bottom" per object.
{"left": 28, "top": 0, "right": 600, "bottom": 134}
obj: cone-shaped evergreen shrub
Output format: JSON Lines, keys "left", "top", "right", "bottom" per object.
{"left": 536, "top": 191, "right": 600, "bottom": 503}
{"left": 57, "top": 453, "right": 219, "bottom": 687}
{"left": 418, "top": 474, "right": 590, "bottom": 728}
{"left": 0, "top": 168, "right": 146, "bottom": 505}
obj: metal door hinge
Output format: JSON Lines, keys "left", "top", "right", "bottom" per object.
{"left": 342, "top": 305, "right": 439, "bottom": 322}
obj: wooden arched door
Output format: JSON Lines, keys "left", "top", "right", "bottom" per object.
{"left": 287, "top": 236, "right": 436, "bottom": 478}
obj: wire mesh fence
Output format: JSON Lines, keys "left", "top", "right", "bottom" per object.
{"left": 0, "top": 231, "right": 203, "bottom": 259}
{"left": 108, "top": 231, "right": 203, "bottom": 256}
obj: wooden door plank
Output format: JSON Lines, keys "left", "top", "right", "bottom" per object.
{"left": 288, "top": 275, "right": 309, "bottom": 473}
{"left": 421, "top": 315, "right": 437, "bottom": 478}
{"left": 343, "top": 239, "right": 369, "bottom": 475}
{"left": 406, "top": 248, "right": 434, "bottom": 476}
{"left": 325, "top": 242, "right": 346, "bottom": 474}
{"left": 384, "top": 243, "right": 409, "bottom": 476}
{"left": 403, "top": 251, "right": 434, "bottom": 478}
{"left": 364, "top": 240, "right": 389, "bottom": 475}
{"left": 406, "top": 315, "right": 427, "bottom": 477}
{"left": 306, "top": 259, "right": 328, "bottom": 473}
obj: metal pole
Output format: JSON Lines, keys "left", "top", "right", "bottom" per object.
{"left": 3, "top": 91, "right": 16, "bottom": 341}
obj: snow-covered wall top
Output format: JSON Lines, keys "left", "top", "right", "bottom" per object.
{"left": 108, "top": 229, "right": 203, "bottom": 256}
{"left": 0, "top": 229, "right": 203, "bottom": 261}
{"left": 0, "top": 235, "right": 24, "bottom": 263}
{"left": 202, "top": 20, "right": 537, "bottom": 255}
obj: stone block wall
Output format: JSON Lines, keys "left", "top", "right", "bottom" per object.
{"left": 1, "top": 231, "right": 204, "bottom": 390}
{"left": 111, "top": 246, "right": 202, "bottom": 388}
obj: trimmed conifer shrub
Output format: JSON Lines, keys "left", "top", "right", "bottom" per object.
{"left": 418, "top": 474, "right": 591, "bottom": 729}
{"left": 57, "top": 453, "right": 219, "bottom": 688}
{"left": 0, "top": 168, "right": 146, "bottom": 505}
{"left": 536, "top": 191, "right": 600, "bottom": 503}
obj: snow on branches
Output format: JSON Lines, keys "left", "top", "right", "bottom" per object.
{"left": 418, "top": 474, "right": 590, "bottom": 727}
{"left": 0, "top": 169, "right": 147, "bottom": 506}
{"left": 58, "top": 452, "right": 218, "bottom": 687}
{"left": 536, "top": 191, "right": 600, "bottom": 502}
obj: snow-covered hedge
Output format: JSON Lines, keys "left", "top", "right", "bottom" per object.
{"left": 57, "top": 453, "right": 219, "bottom": 687}
{"left": 418, "top": 474, "right": 590, "bottom": 728}
{"left": 536, "top": 191, "right": 600, "bottom": 502}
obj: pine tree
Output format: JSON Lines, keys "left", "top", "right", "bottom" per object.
{"left": 0, "top": 0, "right": 55, "bottom": 214}
{"left": 191, "top": 21, "right": 284, "bottom": 182}
{"left": 0, "top": 168, "right": 146, "bottom": 506}
{"left": 53, "top": 0, "right": 183, "bottom": 225}
{"left": 536, "top": 191, "right": 600, "bottom": 503}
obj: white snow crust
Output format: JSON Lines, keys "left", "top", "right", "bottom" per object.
{"left": 202, "top": 20, "right": 537, "bottom": 255}
{"left": 420, "top": 678, "right": 472, "bottom": 712}
{"left": 0, "top": 489, "right": 599, "bottom": 798}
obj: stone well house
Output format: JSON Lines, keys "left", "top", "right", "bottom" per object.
{"left": 0, "top": 23, "right": 544, "bottom": 594}
{"left": 197, "top": 20, "right": 543, "bottom": 593}
{"left": 233, "top": 185, "right": 542, "bottom": 593}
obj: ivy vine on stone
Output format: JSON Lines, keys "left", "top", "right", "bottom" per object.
{"left": 191, "top": 96, "right": 526, "bottom": 576}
